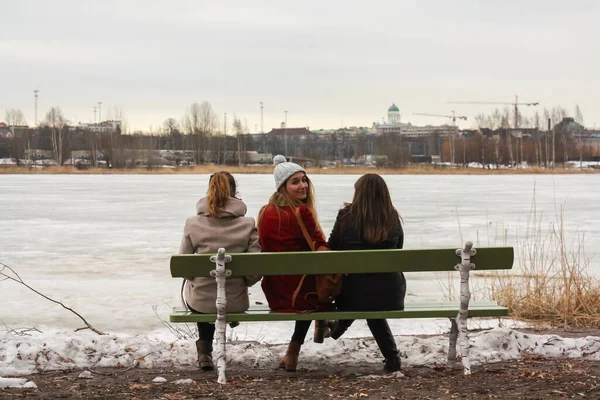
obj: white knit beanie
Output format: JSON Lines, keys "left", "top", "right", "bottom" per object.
{"left": 273, "top": 155, "right": 306, "bottom": 190}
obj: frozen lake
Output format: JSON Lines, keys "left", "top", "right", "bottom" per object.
{"left": 1, "top": 174, "right": 599, "bottom": 339}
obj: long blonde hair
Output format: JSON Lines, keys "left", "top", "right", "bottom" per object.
{"left": 257, "top": 172, "right": 322, "bottom": 233}
{"left": 206, "top": 171, "right": 236, "bottom": 216}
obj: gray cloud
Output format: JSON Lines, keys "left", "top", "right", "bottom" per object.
{"left": 1, "top": 0, "right": 598, "bottom": 130}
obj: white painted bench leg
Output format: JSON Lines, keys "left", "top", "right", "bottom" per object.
{"left": 210, "top": 248, "right": 232, "bottom": 385}
{"left": 455, "top": 241, "right": 476, "bottom": 375}
{"left": 448, "top": 318, "right": 458, "bottom": 362}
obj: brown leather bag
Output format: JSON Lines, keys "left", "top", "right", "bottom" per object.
{"left": 292, "top": 208, "right": 343, "bottom": 307}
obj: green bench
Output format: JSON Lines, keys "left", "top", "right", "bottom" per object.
{"left": 170, "top": 242, "right": 514, "bottom": 383}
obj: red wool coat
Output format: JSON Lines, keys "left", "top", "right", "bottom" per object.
{"left": 259, "top": 204, "right": 327, "bottom": 312}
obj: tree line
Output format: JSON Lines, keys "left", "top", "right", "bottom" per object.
{"left": 2, "top": 102, "right": 598, "bottom": 169}
{"left": 446, "top": 105, "right": 598, "bottom": 168}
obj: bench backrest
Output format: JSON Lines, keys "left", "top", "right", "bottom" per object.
{"left": 170, "top": 247, "right": 514, "bottom": 278}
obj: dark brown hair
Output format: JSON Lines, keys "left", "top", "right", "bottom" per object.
{"left": 207, "top": 171, "right": 236, "bottom": 216}
{"left": 345, "top": 173, "right": 399, "bottom": 243}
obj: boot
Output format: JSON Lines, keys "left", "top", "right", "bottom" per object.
{"left": 330, "top": 320, "right": 350, "bottom": 340}
{"left": 383, "top": 356, "right": 401, "bottom": 372}
{"left": 195, "top": 339, "right": 214, "bottom": 371}
{"left": 313, "top": 320, "right": 332, "bottom": 344}
{"left": 279, "top": 341, "right": 302, "bottom": 372}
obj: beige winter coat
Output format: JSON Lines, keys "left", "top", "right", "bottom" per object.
{"left": 179, "top": 197, "right": 261, "bottom": 313}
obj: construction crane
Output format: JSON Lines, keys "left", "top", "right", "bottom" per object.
{"left": 413, "top": 111, "right": 467, "bottom": 125}
{"left": 413, "top": 111, "right": 468, "bottom": 165}
{"left": 448, "top": 95, "right": 539, "bottom": 167}
{"left": 449, "top": 95, "right": 537, "bottom": 129}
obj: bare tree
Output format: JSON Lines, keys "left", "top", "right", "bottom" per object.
{"left": 89, "top": 128, "right": 100, "bottom": 168}
{"left": 575, "top": 105, "right": 584, "bottom": 169}
{"left": 105, "top": 107, "right": 128, "bottom": 135}
{"left": 100, "top": 107, "right": 127, "bottom": 168}
{"left": 4, "top": 109, "right": 27, "bottom": 126}
{"left": 473, "top": 114, "right": 488, "bottom": 166}
{"left": 163, "top": 117, "right": 179, "bottom": 151}
{"left": 183, "top": 103, "right": 200, "bottom": 134}
{"left": 163, "top": 118, "right": 179, "bottom": 135}
{"left": 497, "top": 108, "right": 514, "bottom": 166}
{"left": 184, "top": 103, "right": 203, "bottom": 164}
{"left": 232, "top": 115, "right": 245, "bottom": 167}
{"left": 4, "top": 109, "right": 28, "bottom": 164}
{"left": 543, "top": 108, "right": 551, "bottom": 167}
{"left": 183, "top": 102, "right": 219, "bottom": 136}
{"left": 489, "top": 109, "right": 503, "bottom": 130}
{"left": 488, "top": 109, "right": 503, "bottom": 167}
{"left": 143, "top": 134, "right": 158, "bottom": 170}
{"left": 198, "top": 102, "right": 219, "bottom": 136}
{"left": 530, "top": 112, "right": 540, "bottom": 166}
{"left": 551, "top": 106, "right": 568, "bottom": 125}
{"left": 473, "top": 114, "right": 487, "bottom": 129}
{"left": 184, "top": 101, "right": 219, "bottom": 165}
{"left": 548, "top": 106, "right": 569, "bottom": 167}
{"left": 44, "top": 107, "right": 67, "bottom": 165}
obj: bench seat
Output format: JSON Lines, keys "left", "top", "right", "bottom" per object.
{"left": 170, "top": 301, "right": 508, "bottom": 323}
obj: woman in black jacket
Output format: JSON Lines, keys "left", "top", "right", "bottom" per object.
{"left": 327, "top": 173, "right": 405, "bottom": 372}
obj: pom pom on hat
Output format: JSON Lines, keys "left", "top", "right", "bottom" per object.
{"left": 272, "top": 155, "right": 306, "bottom": 190}
{"left": 273, "top": 154, "right": 287, "bottom": 165}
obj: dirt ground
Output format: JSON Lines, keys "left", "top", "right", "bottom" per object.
{"left": 3, "top": 328, "right": 600, "bottom": 399}
{"left": 2, "top": 356, "right": 599, "bottom": 400}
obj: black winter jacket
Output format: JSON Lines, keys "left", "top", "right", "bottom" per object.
{"left": 327, "top": 207, "right": 406, "bottom": 311}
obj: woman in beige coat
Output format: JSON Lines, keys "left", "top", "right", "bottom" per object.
{"left": 179, "top": 171, "right": 261, "bottom": 370}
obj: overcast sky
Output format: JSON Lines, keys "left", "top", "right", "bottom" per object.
{"left": 1, "top": 0, "right": 598, "bottom": 132}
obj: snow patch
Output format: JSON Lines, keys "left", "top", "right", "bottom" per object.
{"left": 0, "top": 376, "right": 37, "bottom": 389}
{"left": 78, "top": 370, "right": 92, "bottom": 379}
{"left": 358, "top": 371, "right": 405, "bottom": 379}
{"left": 23, "top": 381, "right": 38, "bottom": 388}
{"left": 173, "top": 378, "right": 194, "bottom": 385}
{"left": 2, "top": 327, "right": 600, "bottom": 377}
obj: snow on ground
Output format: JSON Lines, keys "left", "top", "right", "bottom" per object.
{"left": 0, "top": 377, "right": 37, "bottom": 389}
{"left": 2, "top": 323, "right": 600, "bottom": 380}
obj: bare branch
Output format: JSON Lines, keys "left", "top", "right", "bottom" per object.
{"left": 43, "top": 106, "right": 67, "bottom": 165}
{"left": 1, "top": 319, "right": 42, "bottom": 336}
{"left": 4, "top": 109, "right": 27, "bottom": 126}
{"left": 86, "top": 369, "right": 115, "bottom": 376}
{"left": 0, "top": 262, "right": 106, "bottom": 335}
{"left": 153, "top": 304, "right": 196, "bottom": 340}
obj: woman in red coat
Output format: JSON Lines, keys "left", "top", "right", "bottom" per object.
{"left": 258, "top": 155, "right": 329, "bottom": 372}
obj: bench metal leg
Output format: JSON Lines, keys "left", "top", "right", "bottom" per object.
{"left": 455, "top": 241, "right": 476, "bottom": 375}
{"left": 448, "top": 318, "right": 458, "bottom": 362}
{"left": 210, "top": 248, "right": 232, "bottom": 384}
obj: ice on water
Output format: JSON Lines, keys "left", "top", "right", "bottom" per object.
{"left": 1, "top": 174, "right": 599, "bottom": 336}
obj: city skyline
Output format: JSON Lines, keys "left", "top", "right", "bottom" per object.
{"left": 1, "top": 0, "right": 598, "bottom": 131}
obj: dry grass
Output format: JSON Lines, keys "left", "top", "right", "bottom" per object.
{"left": 490, "top": 192, "right": 600, "bottom": 328}
{"left": 1, "top": 164, "right": 599, "bottom": 175}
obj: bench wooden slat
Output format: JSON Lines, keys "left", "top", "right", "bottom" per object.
{"left": 243, "top": 301, "right": 501, "bottom": 309}
{"left": 169, "top": 302, "right": 508, "bottom": 323}
{"left": 170, "top": 247, "right": 514, "bottom": 278}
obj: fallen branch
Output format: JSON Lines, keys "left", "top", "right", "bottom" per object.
{"left": 0, "top": 262, "right": 106, "bottom": 335}
{"left": 0, "top": 319, "right": 42, "bottom": 336}
{"left": 86, "top": 368, "right": 115, "bottom": 376}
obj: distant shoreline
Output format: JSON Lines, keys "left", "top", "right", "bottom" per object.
{"left": 1, "top": 165, "right": 599, "bottom": 175}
